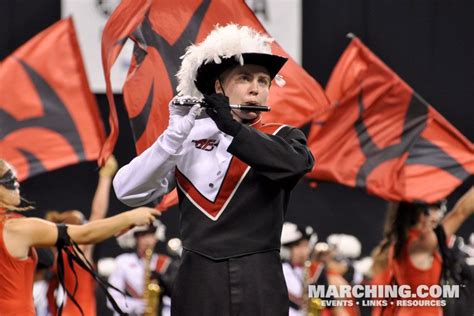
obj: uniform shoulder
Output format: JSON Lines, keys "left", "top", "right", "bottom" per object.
{"left": 115, "top": 252, "right": 138, "bottom": 263}
{"left": 261, "top": 122, "right": 286, "bottom": 128}
{"left": 258, "top": 122, "right": 294, "bottom": 135}
{"left": 281, "top": 261, "right": 293, "bottom": 271}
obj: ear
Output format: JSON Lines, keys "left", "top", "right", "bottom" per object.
{"left": 214, "top": 79, "right": 223, "bottom": 94}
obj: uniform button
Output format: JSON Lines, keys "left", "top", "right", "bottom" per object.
{"left": 209, "top": 183, "right": 214, "bottom": 188}
{"left": 217, "top": 171, "right": 222, "bottom": 175}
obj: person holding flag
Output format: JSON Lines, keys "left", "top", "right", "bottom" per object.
{"left": 0, "top": 159, "right": 161, "bottom": 316}
{"left": 371, "top": 188, "right": 474, "bottom": 316}
{"left": 44, "top": 156, "right": 118, "bottom": 316}
{"left": 113, "top": 24, "right": 314, "bottom": 315}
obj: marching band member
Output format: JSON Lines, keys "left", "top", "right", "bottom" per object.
{"left": 280, "top": 222, "right": 314, "bottom": 315}
{"left": 45, "top": 156, "right": 118, "bottom": 316}
{"left": 113, "top": 24, "right": 314, "bottom": 315}
{"left": 107, "top": 220, "right": 176, "bottom": 316}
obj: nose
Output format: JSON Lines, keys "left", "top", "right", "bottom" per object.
{"left": 249, "top": 79, "right": 259, "bottom": 95}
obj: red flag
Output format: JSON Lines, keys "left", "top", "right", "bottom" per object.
{"left": 307, "top": 36, "right": 474, "bottom": 203}
{"left": 101, "top": 0, "right": 329, "bottom": 156}
{"left": 101, "top": 0, "right": 329, "bottom": 209}
{"left": 100, "top": 0, "right": 152, "bottom": 164}
{"left": 0, "top": 18, "right": 105, "bottom": 181}
{"left": 156, "top": 190, "right": 179, "bottom": 212}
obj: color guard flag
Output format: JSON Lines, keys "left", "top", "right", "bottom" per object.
{"left": 307, "top": 36, "right": 473, "bottom": 203}
{"left": 0, "top": 18, "right": 105, "bottom": 181}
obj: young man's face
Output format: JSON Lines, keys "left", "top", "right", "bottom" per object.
{"left": 215, "top": 64, "right": 271, "bottom": 122}
{"left": 290, "top": 239, "right": 310, "bottom": 266}
{"left": 136, "top": 231, "right": 158, "bottom": 257}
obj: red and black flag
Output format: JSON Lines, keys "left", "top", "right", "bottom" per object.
{"left": 101, "top": 0, "right": 329, "bottom": 209}
{"left": 307, "top": 36, "right": 473, "bottom": 203}
{"left": 0, "top": 18, "right": 105, "bottom": 181}
{"left": 101, "top": 0, "right": 329, "bottom": 157}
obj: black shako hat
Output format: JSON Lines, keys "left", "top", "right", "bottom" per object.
{"left": 176, "top": 23, "right": 287, "bottom": 98}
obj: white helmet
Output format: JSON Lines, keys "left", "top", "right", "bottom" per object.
{"left": 327, "top": 234, "right": 361, "bottom": 259}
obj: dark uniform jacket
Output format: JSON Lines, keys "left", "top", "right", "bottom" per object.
{"left": 114, "top": 117, "right": 314, "bottom": 260}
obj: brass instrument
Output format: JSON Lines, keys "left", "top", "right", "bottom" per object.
{"left": 143, "top": 247, "right": 161, "bottom": 316}
{"left": 302, "top": 237, "right": 326, "bottom": 316}
{"left": 302, "top": 260, "right": 324, "bottom": 316}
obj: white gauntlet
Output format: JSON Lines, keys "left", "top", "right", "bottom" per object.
{"left": 113, "top": 97, "right": 200, "bottom": 206}
{"left": 158, "top": 98, "right": 201, "bottom": 154}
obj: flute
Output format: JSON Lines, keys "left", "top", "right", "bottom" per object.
{"left": 171, "top": 98, "right": 271, "bottom": 112}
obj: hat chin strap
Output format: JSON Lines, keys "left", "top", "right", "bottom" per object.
{"left": 217, "top": 78, "right": 240, "bottom": 120}
{"left": 216, "top": 77, "right": 227, "bottom": 95}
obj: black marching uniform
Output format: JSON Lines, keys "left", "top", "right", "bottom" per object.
{"left": 114, "top": 116, "right": 314, "bottom": 315}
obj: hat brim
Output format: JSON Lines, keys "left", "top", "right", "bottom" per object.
{"left": 133, "top": 224, "right": 157, "bottom": 236}
{"left": 195, "top": 53, "right": 288, "bottom": 95}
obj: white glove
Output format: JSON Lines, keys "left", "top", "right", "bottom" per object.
{"left": 113, "top": 97, "right": 200, "bottom": 206}
{"left": 158, "top": 97, "right": 201, "bottom": 154}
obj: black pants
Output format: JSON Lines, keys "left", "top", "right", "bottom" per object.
{"left": 171, "top": 250, "right": 289, "bottom": 316}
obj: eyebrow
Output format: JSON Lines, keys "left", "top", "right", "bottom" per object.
{"left": 237, "top": 71, "right": 271, "bottom": 80}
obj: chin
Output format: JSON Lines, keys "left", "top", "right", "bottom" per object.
{"left": 238, "top": 111, "right": 258, "bottom": 120}
{"left": 5, "top": 194, "right": 21, "bottom": 207}
{"left": 244, "top": 114, "right": 258, "bottom": 120}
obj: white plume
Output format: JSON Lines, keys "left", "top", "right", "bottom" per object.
{"left": 176, "top": 23, "right": 275, "bottom": 98}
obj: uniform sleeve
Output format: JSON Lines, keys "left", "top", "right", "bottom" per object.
{"left": 282, "top": 263, "right": 296, "bottom": 295}
{"left": 107, "top": 258, "right": 127, "bottom": 312}
{"left": 107, "top": 257, "right": 145, "bottom": 314}
{"left": 282, "top": 263, "right": 303, "bottom": 309}
{"left": 227, "top": 125, "right": 314, "bottom": 186}
{"left": 113, "top": 139, "right": 179, "bottom": 207}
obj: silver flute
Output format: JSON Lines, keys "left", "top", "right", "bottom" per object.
{"left": 171, "top": 98, "right": 271, "bottom": 112}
